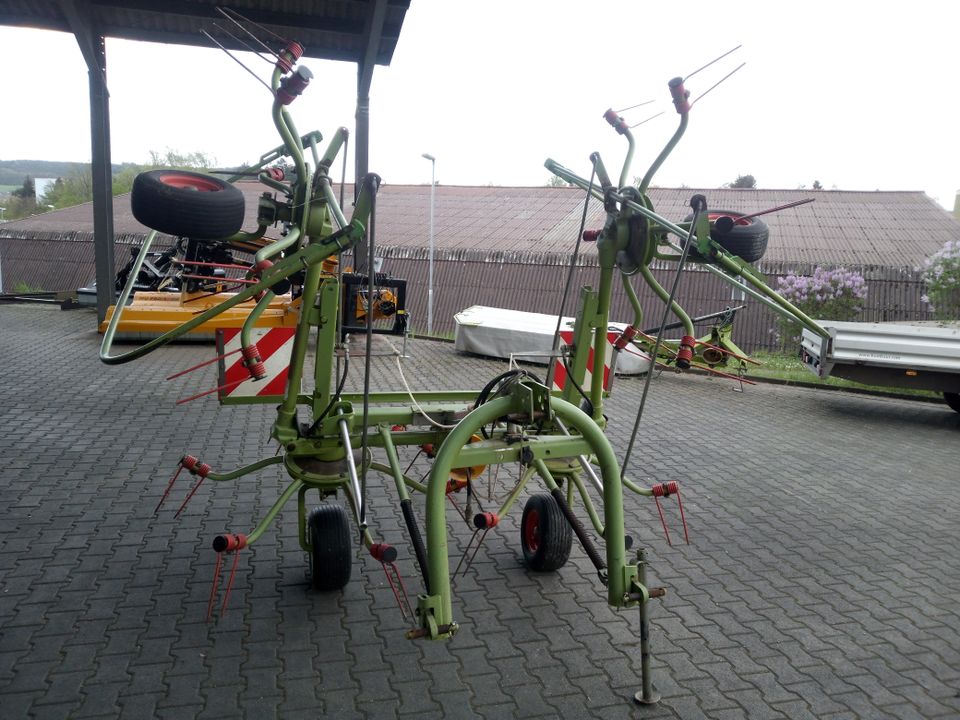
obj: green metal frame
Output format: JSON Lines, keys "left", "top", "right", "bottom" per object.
{"left": 100, "top": 44, "right": 828, "bottom": 663}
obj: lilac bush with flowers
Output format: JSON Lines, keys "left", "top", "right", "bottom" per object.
{"left": 919, "top": 239, "right": 960, "bottom": 321}
{"left": 773, "top": 266, "right": 868, "bottom": 347}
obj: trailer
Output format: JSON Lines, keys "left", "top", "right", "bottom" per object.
{"left": 800, "top": 320, "right": 960, "bottom": 413}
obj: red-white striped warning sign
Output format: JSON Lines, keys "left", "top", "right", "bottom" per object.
{"left": 216, "top": 327, "right": 296, "bottom": 401}
{"left": 551, "top": 330, "right": 617, "bottom": 392}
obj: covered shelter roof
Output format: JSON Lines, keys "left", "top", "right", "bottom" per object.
{"left": 0, "top": 1, "right": 409, "bottom": 64}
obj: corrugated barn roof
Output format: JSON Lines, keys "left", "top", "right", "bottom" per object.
{"left": 4, "top": 182, "right": 958, "bottom": 269}
{"left": 2, "top": 183, "right": 955, "bottom": 349}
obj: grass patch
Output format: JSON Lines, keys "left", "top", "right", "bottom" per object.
{"left": 746, "top": 351, "right": 940, "bottom": 399}
{"left": 11, "top": 281, "right": 46, "bottom": 293}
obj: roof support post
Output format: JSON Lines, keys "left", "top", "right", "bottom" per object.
{"left": 62, "top": 0, "right": 115, "bottom": 323}
{"left": 352, "top": 0, "right": 386, "bottom": 274}
{"left": 88, "top": 42, "right": 115, "bottom": 324}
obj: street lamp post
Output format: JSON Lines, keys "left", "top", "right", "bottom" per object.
{"left": 421, "top": 153, "right": 436, "bottom": 335}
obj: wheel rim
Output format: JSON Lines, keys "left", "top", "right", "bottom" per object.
{"left": 158, "top": 172, "right": 224, "bottom": 192}
{"left": 523, "top": 509, "right": 540, "bottom": 552}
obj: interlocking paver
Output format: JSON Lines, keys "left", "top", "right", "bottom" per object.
{"left": 2, "top": 304, "right": 959, "bottom": 719}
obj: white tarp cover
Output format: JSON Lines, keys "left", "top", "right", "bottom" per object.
{"left": 453, "top": 305, "right": 651, "bottom": 375}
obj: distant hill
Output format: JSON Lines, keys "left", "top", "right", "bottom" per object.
{"left": 0, "top": 159, "right": 127, "bottom": 186}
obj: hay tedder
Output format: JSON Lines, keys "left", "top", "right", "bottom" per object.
{"left": 100, "top": 21, "right": 826, "bottom": 704}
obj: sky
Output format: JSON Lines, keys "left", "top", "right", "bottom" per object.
{"left": 1, "top": 0, "right": 959, "bottom": 209}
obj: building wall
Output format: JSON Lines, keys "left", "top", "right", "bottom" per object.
{"left": 0, "top": 232, "right": 169, "bottom": 294}
{"left": 376, "top": 248, "right": 933, "bottom": 353}
{"left": 0, "top": 233, "right": 934, "bottom": 353}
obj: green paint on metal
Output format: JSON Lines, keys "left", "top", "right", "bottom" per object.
{"left": 100, "top": 53, "right": 834, "bottom": 703}
{"left": 311, "top": 279, "right": 341, "bottom": 419}
{"left": 204, "top": 455, "right": 284, "bottom": 482}
{"left": 246, "top": 478, "right": 304, "bottom": 546}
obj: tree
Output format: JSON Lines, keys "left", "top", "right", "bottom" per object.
{"left": 546, "top": 175, "right": 571, "bottom": 188}
{"left": 11, "top": 176, "right": 35, "bottom": 199}
{"left": 0, "top": 193, "right": 37, "bottom": 220}
{"left": 148, "top": 149, "right": 216, "bottom": 169}
{"left": 39, "top": 150, "right": 216, "bottom": 211}
{"left": 812, "top": 180, "right": 823, "bottom": 190}
{"left": 41, "top": 167, "right": 93, "bottom": 208}
{"left": 727, "top": 174, "right": 756, "bottom": 189}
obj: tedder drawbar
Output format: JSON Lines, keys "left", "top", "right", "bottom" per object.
{"left": 100, "top": 20, "right": 827, "bottom": 704}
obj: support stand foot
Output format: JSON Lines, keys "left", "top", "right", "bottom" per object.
{"left": 634, "top": 689, "right": 661, "bottom": 705}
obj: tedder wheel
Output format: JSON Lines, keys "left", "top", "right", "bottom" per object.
{"left": 307, "top": 504, "right": 352, "bottom": 591}
{"left": 131, "top": 169, "right": 245, "bottom": 240}
{"left": 944, "top": 392, "right": 960, "bottom": 414}
{"left": 683, "top": 209, "right": 769, "bottom": 262}
{"left": 520, "top": 493, "right": 573, "bottom": 571}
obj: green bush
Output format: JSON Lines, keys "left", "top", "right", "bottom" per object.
{"left": 774, "top": 266, "right": 868, "bottom": 348}
{"left": 919, "top": 240, "right": 960, "bottom": 321}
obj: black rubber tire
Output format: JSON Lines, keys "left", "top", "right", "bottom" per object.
{"left": 307, "top": 504, "right": 352, "bottom": 591}
{"left": 520, "top": 493, "right": 573, "bottom": 571}
{"left": 683, "top": 210, "right": 769, "bottom": 262}
{"left": 944, "top": 392, "right": 960, "bottom": 414}
{"left": 131, "top": 169, "right": 245, "bottom": 240}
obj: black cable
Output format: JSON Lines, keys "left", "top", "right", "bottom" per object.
{"left": 338, "top": 136, "right": 349, "bottom": 216}
{"left": 560, "top": 353, "right": 593, "bottom": 417}
{"left": 359, "top": 184, "right": 376, "bottom": 528}
{"left": 546, "top": 163, "right": 598, "bottom": 392}
{"left": 621, "top": 195, "right": 706, "bottom": 477}
{"left": 474, "top": 369, "right": 523, "bottom": 410}
{"left": 473, "top": 367, "right": 548, "bottom": 437}
{"left": 401, "top": 498, "right": 430, "bottom": 593}
{"left": 474, "top": 370, "right": 525, "bottom": 439}
{"left": 305, "top": 350, "right": 350, "bottom": 436}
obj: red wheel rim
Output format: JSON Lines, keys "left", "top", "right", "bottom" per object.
{"left": 707, "top": 212, "right": 752, "bottom": 227}
{"left": 158, "top": 172, "right": 224, "bottom": 192}
{"left": 523, "top": 509, "right": 540, "bottom": 552}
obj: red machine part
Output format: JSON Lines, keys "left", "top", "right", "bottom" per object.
{"left": 651, "top": 481, "right": 690, "bottom": 545}
{"left": 676, "top": 335, "right": 696, "bottom": 369}
{"left": 446, "top": 477, "right": 468, "bottom": 495}
{"left": 275, "top": 40, "right": 304, "bottom": 73}
{"left": 668, "top": 77, "right": 691, "bottom": 114}
{"left": 613, "top": 325, "right": 639, "bottom": 351}
{"left": 369, "top": 544, "right": 414, "bottom": 622}
{"left": 452, "top": 513, "right": 501, "bottom": 581}
{"left": 276, "top": 66, "right": 312, "bottom": 105}
{"left": 181, "top": 454, "right": 211, "bottom": 477}
{"left": 154, "top": 455, "right": 214, "bottom": 515}
{"left": 369, "top": 543, "right": 398, "bottom": 563}
{"left": 473, "top": 512, "right": 499, "bottom": 529}
{"left": 207, "top": 533, "right": 249, "bottom": 621}
{"left": 603, "top": 109, "right": 629, "bottom": 135}
{"left": 241, "top": 344, "right": 267, "bottom": 380}
{"left": 250, "top": 259, "right": 273, "bottom": 301}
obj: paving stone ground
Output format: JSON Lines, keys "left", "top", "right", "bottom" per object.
{"left": 1, "top": 303, "right": 959, "bottom": 719}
